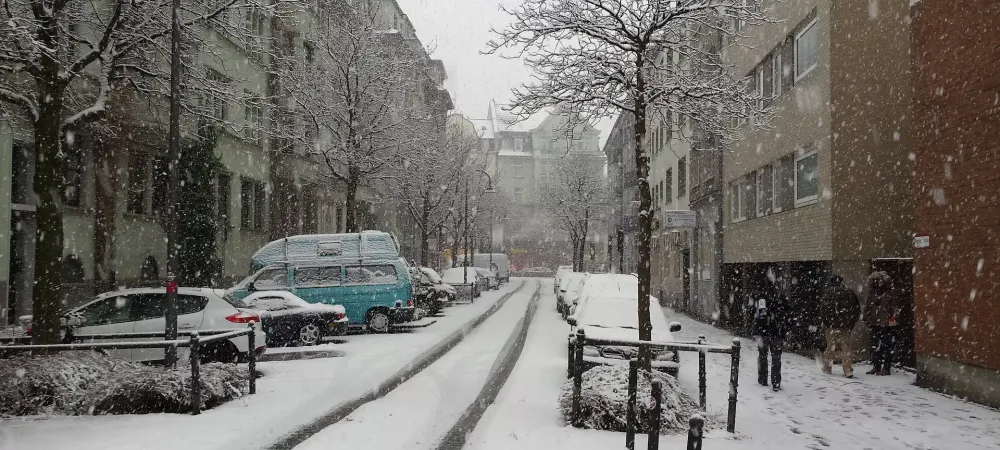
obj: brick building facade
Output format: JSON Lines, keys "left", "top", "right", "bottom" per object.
{"left": 910, "top": 0, "right": 1000, "bottom": 408}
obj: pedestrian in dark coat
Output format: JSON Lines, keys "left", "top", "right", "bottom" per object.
{"left": 865, "top": 271, "right": 900, "bottom": 375}
{"left": 754, "top": 281, "right": 787, "bottom": 391}
{"left": 819, "top": 275, "right": 861, "bottom": 377}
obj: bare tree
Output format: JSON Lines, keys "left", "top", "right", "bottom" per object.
{"left": 391, "top": 116, "right": 479, "bottom": 266}
{"left": 0, "top": 0, "right": 287, "bottom": 344}
{"left": 272, "top": 0, "right": 429, "bottom": 233}
{"left": 487, "top": 0, "right": 769, "bottom": 368}
{"left": 538, "top": 153, "right": 607, "bottom": 272}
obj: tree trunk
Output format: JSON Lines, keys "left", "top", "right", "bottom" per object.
{"left": 93, "top": 136, "right": 120, "bottom": 295}
{"left": 31, "top": 81, "right": 67, "bottom": 346}
{"left": 419, "top": 193, "right": 431, "bottom": 267}
{"left": 633, "top": 62, "right": 653, "bottom": 371}
{"left": 570, "top": 232, "right": 580, "bottom": 272}
{"left": 580, "top": 210, "right": 590, "bottom": 272}
{"left": 344, "top": 167, "right": 360, "bottom": 232}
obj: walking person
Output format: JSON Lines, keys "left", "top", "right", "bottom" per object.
{"left": 865, "top": 271, "right": 899, "bottom": 375}
{"left": 819, "top": 275, "right": 861, "bottom": 378}
{"left": 754, "top": 280, "right": 787, "bottom": 391}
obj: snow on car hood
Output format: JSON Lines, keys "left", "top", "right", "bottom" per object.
{"left": 576, "top": 295, "right": 674, "bottom": 342}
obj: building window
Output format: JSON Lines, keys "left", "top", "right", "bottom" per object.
{"left": 513, "top": 187, "right": 525, "bottom": 203}
{"left": 665, "top": 168, "right": 673, "bottom": 201}
{"left": 677, "top": 157, "right": 687, "bottom": 197}
{"left": 757, "top": 165, "right": 773, "bottom": 216}
{"left": 772, "top": 155, "right": 794, "bottom": 212}
{"left": 244, "top": 91, "right": 263, "bottom": 145}
{"left": 150, "top": 158, "right": 169, "bottom": 216}
{"left": 63, "top": 148, "right": 84, "bottom": 207}
{"left": 205, "top": 69, "right": 229, "bottom": 122}
{"left": 772, "top": 52, "right": 783, "bottom": 97}
{"left": 127, "top": 153, "right": 147, "bottom": 215}
{"left": 241, "top": 177, "right": 266, "bottom": 230}
{"left": 795, "top": 147, "right": 819, "bottom": 205}
{"left": 303, "top": 40, "right": 315, "bottom": 64}
{"left": 127, "top": 153, "right": 167, "bottom": 216}
{"left": 757, "top": 66, "right": 766, "bottom": 109}
{"left": 513, "top": 138, "right": 524, "bottom": 152}
{"left": 245, "top": 6, "right": 265, "bottom": 34}
{"left": 513, "top": 163, "right": 525, "bottom": 178}
{"left": 140, "top": 256, "right": 159, "bottom": 283}
{"left": 62, "top": 255, "right": 85, "bottom": 284}
{"left": 730, "top": 181, "right": 746, "bottom": 222}
{"left": 795, "top": 18, "right": 819, "bottom": 81}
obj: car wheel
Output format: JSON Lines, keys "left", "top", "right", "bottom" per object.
{"left": 298, "top": 323, "right": 322, "bottom": 346}
{"left": 367, "top": 309, "right": 391, "bottom": 333}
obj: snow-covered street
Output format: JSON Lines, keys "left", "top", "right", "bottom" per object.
{"left": 0, "top": 281, "right": 533, "bottom": 450}
{"left": 464, "top": 280, "right": 1000, "bottom": 450}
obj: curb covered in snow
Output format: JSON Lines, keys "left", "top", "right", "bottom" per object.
{"left": 265, "top": 280, "right": 534, "bottom": 450}
{"left": 435, "top": 285, "right": 541, "bottom": 450}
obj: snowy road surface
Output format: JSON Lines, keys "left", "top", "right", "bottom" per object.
{"left": 293, "top": 279, "right": 540, "bottom": 450}
{"left": 464, "top": 283, "right": 1000, "bottom": 450}
{"left": 0, "top": 281, "right": 529, "bottom": 450}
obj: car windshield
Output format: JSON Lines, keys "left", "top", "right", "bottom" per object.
{"left": 12, "top": 2, "right": 992, "bottom": 449}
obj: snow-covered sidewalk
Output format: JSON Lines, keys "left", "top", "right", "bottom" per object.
{"left": 465, "top": 288, "right": 1000, "bottom": 450}
{"left": 0, "top": 281, "right": 532, "bottom": 450}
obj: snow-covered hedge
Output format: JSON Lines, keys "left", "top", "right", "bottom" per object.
{"left": 559, "top": 364, "right": 714, "bottom": 434}
{"left": 0, "top": 352, "right": 248, "bottom": 416}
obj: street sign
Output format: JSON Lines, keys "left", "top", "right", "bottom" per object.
{"left": 663, "top": 210, "right": 696, "bottom": 228}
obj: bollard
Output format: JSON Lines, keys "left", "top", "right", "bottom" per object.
{"left": 687, "top": 415, "right": 705, "bottom": 450}
{"left": 572, "top": 328, "right": 585, "bottom": 427}
{"left": 648, "top": 379, "right": 662, "bottom": 450}
{"left": 727, "top": 339, "right": 741, "bottom": 433}
{"left": 698, "top": 334, "right": 707, "bottom": 410}
{"left": 248, "top": 322, "right": 257, "bottom": 395}
{"left": 190, "top": 333, "right": 201, "bottom": 415}
{"left": 626, "top": 359, "right": 639, "bottom": 450}
{"left": 567, "top": 333, "right": 575, "bottom": 378}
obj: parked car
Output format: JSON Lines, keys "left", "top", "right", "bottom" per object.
{"left": 568, "top": 276, "right": 681, "bottom": 376}
{"left": 554, "top": 265, "right": 574, "bottom": 292}
{"left": 231, "top": 291, "right": 348, "bottom": 347}
{"left": 412, "top": 267, "right": 455, "bottom": 315}
{"left": 454, "top": 253, "right": 511, "bottom": 283}
{"left": 557, "top": 272, "right": 588, "bottom": 319}
{"left": 441, "top": 267, "right": 482, "bottom": 300}
{"left": 475, "top": 268, "right": 500, "bottom": 290}
{"left": 27, "top": 287, "right": 268, "bottom": 364}
{"left": 228, "top": 257, "right": 415, "bottom": 333}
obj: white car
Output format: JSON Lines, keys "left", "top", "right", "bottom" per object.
{"left": 58, "top": 287, "right": 267, "bottom": 364}
{"left": 441, "top": 267, "right": 482, "bottom": 299}
{"left": 554, "top": 265, "right": 574, "bottom": 292}
{"left": 568, "top": 275, "right": 681, "bottom": 375}
{"left": 557, "top": 272, "right": 588, "bottom": 319}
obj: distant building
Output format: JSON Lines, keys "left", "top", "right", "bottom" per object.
{"left": 604, "top": 112, "right": 637, "bottom": 274}
{"left": 911, "top": 0, "right": 1000, "bottom": 408}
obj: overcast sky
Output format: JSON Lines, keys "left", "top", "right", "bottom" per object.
{"left": 398, "top": 0, "right": 614, "bottom": 147}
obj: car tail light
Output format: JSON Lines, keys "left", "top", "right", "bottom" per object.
{"left": 407, "top": 299, "right": 414, "bottom": 308}
{"left": 24, "top": 327, "right": 31, "bottom": 336}
{"left": 225, "top": 311, "right": 260, "bottom": 323}
{"left": 333, "top": 312, "right": 346, "bottom": 320}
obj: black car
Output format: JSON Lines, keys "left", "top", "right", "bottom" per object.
{"left": 236, "top": 291, "right": 349, "bottom": 347}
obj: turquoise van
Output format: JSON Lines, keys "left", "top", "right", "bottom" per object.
{"left": 228, "top": 257, "right": 415, "bottom": 333}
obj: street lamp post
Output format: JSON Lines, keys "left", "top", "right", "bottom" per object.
{"left": 164, "top": 0, "right": 183, "bottom": 368}
{"left": 465, "top": 169, "right": 496, "bottom": 286}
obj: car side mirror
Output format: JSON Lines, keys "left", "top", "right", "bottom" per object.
{"left": 567, "top": 317, "right": 577, "bottom": 327}
{"left": 247, "top": 282, "right": 257, "bottom": 293}
{"left": 669, "top": 322, "right": 682, "bottom": 333}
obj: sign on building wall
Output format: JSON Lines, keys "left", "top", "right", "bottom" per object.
{"left": 663, "top": 210, "right": 697, "bottom": 228}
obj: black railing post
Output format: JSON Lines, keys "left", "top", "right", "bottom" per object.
{"left": 727, "top": 339, "right": 741, "bottom": 433}
{"left": 567, "top": 333, "right": 575, "bottom": 378}
{"left": 698, "top": 334, "right": 706, "bottom": 410}
{"left": 572, "top": 328, "right": 585, "bottom": 427}
{"left": 190, "top": 333, "right": 201, "bottom": 415}
{"left": 248, "top": 322, "right": 257, "bottom": 395}
{"left": 648, "top": 379, "right": 662, "bottom": 450}
{"left": 687, "top": 415, "right": 704, "bottom": 450}
{"left": 626, "top": 358, "right": 638, "bottom": 450}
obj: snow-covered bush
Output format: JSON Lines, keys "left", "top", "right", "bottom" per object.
{"left": 0, "top": 352, "right": 248, "bottom": 416}
{"left": 559, "top": 364, "right": 714, "bottom": 434}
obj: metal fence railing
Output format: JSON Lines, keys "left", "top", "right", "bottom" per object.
{"left": 567, "top": 328, "right": 742, "bottom": 448}
{"left": 0, "top": 323, "right": 258, "bottom": 415}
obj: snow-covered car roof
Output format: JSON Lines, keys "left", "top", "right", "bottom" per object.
{"left": 559, "top": 272, "right": 588, "bottom": 291}
{"left": 441, "top": 267, "right": 479, "bottom": 284}
{"left": 574, "top": 291, "right": 673, "bottom": 342}
{"left": 240, "top": 291, "right": 345, "bottom": 315}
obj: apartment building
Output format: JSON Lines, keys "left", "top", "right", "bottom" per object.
{"left": 910, "top": 0, "right": 1000, "bottom": 408}
{"left": 720, "top": 0, "right": 913, "bottom": 352}
{"left": 604, "top": 112, "right": 637, "bottom": 274}
{"left": 476, "top": 101, "right": 605, "bottom": 270}
{"left": 0, "top": 0, "right": 450, "bottom": 323}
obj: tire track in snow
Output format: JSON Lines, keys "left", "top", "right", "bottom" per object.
{"left": 266, "top": 280, "right": 530, "bottom": 450}
{"left": 434, "top": 282, "right": 542, "bottom": 450}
